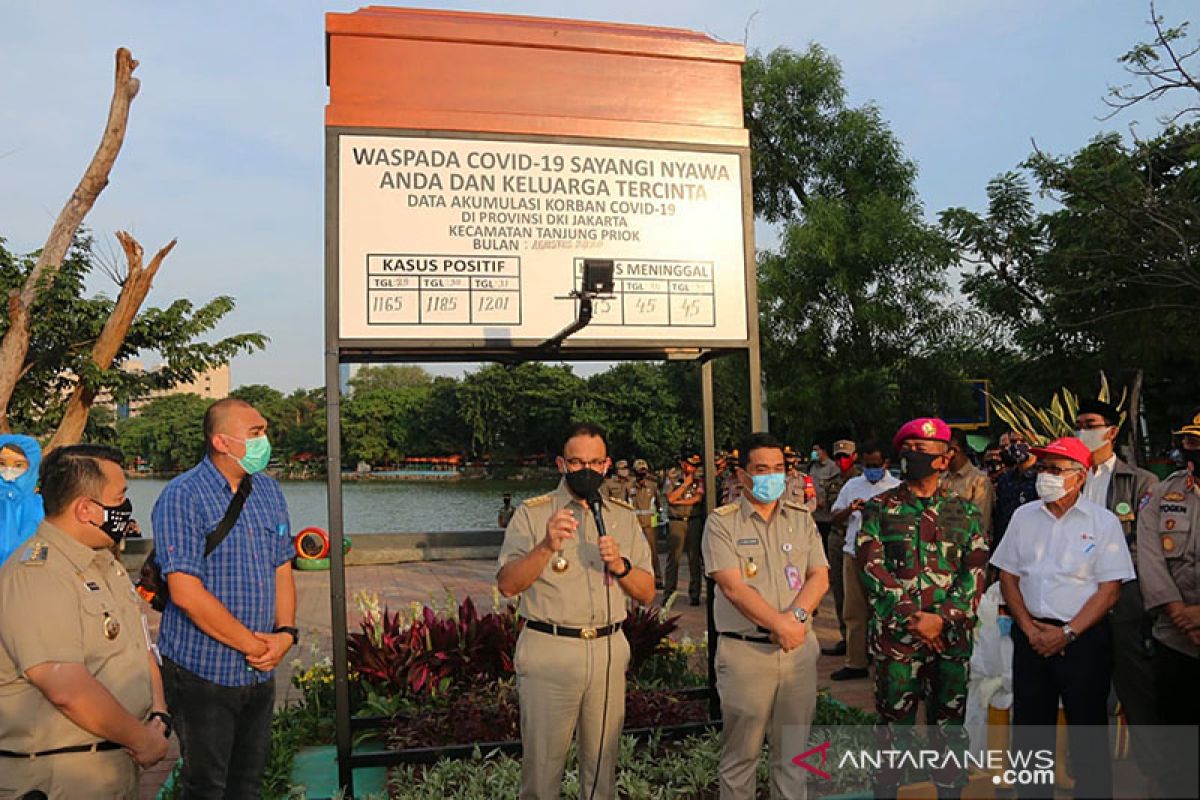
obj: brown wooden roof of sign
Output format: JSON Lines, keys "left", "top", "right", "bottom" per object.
{"left": 326, "top": 6, "right": 748, "bottom": 147}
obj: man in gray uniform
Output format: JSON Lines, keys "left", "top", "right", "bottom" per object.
{"left": 1136, "top": 407, "right": 1200, "bottom": 797}
{"left": 704, "top": 432, "right": 830, "bottom": 799}
{"left": 498, "top": 422, "right": 655, "bottom": 800}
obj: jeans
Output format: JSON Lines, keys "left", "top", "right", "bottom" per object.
{"left": 162, "top": 658, "right": 275, "bottom": 800}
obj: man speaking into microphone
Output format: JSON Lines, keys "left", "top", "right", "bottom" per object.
{"left": 498, "top": 422, "right": 655, "bottom": 800}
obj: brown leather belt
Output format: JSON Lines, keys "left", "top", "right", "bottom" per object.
{"left": 526, "top": 620, "right": 622, "bottom": 640}
{"left": 0, "top": 740, "right": 122, "bottom": 758}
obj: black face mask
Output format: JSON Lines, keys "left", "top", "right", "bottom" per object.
{"left": 564, "top": 468, "right": 605, "bottom": 500}
{"left": 91, "top": 497, "right": 134, "bottom": 543}
{"left": 899, "top": 450, "right": 942, "bottom": 482}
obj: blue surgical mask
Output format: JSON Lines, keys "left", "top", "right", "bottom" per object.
{"left": 864, "top": 466, "right": 886, "bottom": 483}
{"left": 750, "top": 473, "right": 787, "bottom": 503}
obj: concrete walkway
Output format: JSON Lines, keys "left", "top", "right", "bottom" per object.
{"left": 141, "top": 557, "right": 873, "bottom": 798}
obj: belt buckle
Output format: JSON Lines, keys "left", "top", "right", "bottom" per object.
{"left": 580, "top": 626, "right": 597, "bottom": 640}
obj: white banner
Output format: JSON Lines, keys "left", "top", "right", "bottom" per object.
{"left": 336, "top": 134, "right": 749, "bottom": 344}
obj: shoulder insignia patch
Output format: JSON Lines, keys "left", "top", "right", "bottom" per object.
{"left": 782, "top": 500, "right": 810, "bottom": 513}
{"left": 524, "top": 494, "right": 553, "bottom": 507}
{"left": 714, "top": 503, "right": 739, "bottom": 517}
{"left": 20, "top": 541, "right": 49, "bottom": 565}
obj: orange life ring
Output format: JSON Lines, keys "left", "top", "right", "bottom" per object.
{"left": 294, "top": 527, "right": 330, "bottom": 560}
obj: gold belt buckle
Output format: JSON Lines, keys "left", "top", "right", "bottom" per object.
{"left": 580, "top": 626, "right": 597, "bottom": 640}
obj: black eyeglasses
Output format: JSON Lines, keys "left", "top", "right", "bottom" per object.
{"left": 1034, "top": 464, "right": 1083, "bottom": 477}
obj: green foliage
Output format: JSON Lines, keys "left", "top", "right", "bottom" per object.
{"left": 116, "top": 393, "right": 211, "bottom": 471}
{"left": 745, "top": 46, "right": 975, "bottom": 447}
{"left": 0, "top": 231, "right": 266, "bottom": 436}
{"left": 457, "top": 363, "right": 585, "bottom": 457}
{"left": 350, "top": 365, "right": 433, "bottom": 394}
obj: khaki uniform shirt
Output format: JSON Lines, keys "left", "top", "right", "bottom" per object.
{"left": 632, "top": 476, "right": 659, "bottom": 528}
{"left": 498, "top": 482, "right": 653, "bottom": 626}
{"left": 809, "top": 460, "right": 840, "bottom": 523}
{"left": 0, "top": 522, "right": 153, "bottom": 753}
{"left": 1137, "top": 471, "right": 1200, "bottom": 658}
{"left": 941, "top": 461, "right": 995, "bottom": 539}
{"left": 702, "top": 497, "right": 828, "bottom": 636}
{"left": 603, "top": 475, "right": 634, "bottom": 504}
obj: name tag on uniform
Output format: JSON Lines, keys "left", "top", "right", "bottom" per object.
{"left": 785, "top": 564, "right": 803, "bottom": 591}
{"left": 737, "top": 538, "right": 759, "bottom": 546}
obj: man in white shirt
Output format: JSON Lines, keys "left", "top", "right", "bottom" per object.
{"left": 829, "top": 441, "right": 899, "bottom": 680}
{"left": 991, "top": 437, "right": 1135, "bottom": 800}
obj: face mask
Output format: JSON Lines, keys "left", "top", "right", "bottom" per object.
{"left": 1001, "top": 442, "right": 1030, "bottom": 466}
{"left": 900, "top": 450, "right": 941, "bottom": 481}
{"left": 1076, "top": 427, "right": 1111, "bottom": 452}
{"left": 564, "top": 467, "right": 605, "bottom": 499}
{"left": 864, "top": 466, "right": 886, "bottom": 483}
{"left": 0, "top": 465, "right": 26, "bottom": 483}
{"left": 90, "top": 497, "right": 134, "bottom": 543}
{"left": 835, "top": 455, "right": 854, "bottom": 473}
{"left": 809, "top": 450, "right": 819, "bottom": 461}
{"left": 617, "top": 469, "right": 629, "bottom": 478}
{"left": 228, "top": 435, "right": 271, "bottom": 474}
{"left": 1036, "top": 473, "right": 1072, "bottom": 503}
{"left": 749, "top": 473, "right": 787, "bottom": 503}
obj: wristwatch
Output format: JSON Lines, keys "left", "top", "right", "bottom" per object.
{"left": 791, "top": 607, "right": 809, "bottom": 624}
{"left": 610, "top": 557, "right": 632, "bottom": 579}
{"left": 148, "top": 711, "right": 173, "bottom": 738}
{"left": 274, "top": 625, "right": 300, "bottom": 646}
{"left": 1061, "top": 624, "right": 1078, "bottom": 644}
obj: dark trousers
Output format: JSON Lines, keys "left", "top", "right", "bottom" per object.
{"left": 665, "top": 515, "right": 704, "bottom": 600}
{"left": 1108, "top": 579, "right": 1163, "bottom": 779}
{"left": 1154, "top": 642, "right": 1200, "bottom": 797}
{"left": 1011, "top": 620, "right": 1111, "bottom": 800}
{"left": 163, "top": 657, "right": 276, "bottom": 800}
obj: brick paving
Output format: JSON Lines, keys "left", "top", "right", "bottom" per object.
{"left": 140, "top": 556, "right": 873, "bottom": 798}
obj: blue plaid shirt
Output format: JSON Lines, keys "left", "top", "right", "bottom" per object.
{"left": 153, "top": 458, "right": 292, "bottom": 686}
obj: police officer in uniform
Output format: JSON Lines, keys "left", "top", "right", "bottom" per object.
{"left": 1137, "top": 408, "right": 1200, "bottom": 798}
{"left": 856, "top": 419, "right": 989, "bottom": 799}
{"left": 631, "top": 459, "right": 662, "bottom": 588}
{"left": 665, "top": 453, "right": 705, "bottom": 605}
{"left": 821, "top": 440, "right": 861, "bottom": 657}
{"left": 602, "top": 459, "right": 635, "bottom": 503}
{"left": 497, "top": 423, "right": 655, "bottom": 800}
{"left": 704, "top": 432, "right": 829, "bottom": 799}
{"left": 0, "top": 445, "right": 169, "bottom": 799}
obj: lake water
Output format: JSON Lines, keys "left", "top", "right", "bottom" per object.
{"left": 126, "top": 477, "right": 558, "bottom": 537}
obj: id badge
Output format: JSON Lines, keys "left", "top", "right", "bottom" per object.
{"left": 784, "top": 564, "right": 803, "bottom": 591}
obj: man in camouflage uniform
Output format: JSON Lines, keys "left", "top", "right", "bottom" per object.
{"left": 856, "top": 418, "right": 989, "bottom": 799}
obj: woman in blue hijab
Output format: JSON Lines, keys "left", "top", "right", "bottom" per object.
{"left": 0, "top": 434, "right": 44, "bottom": 564}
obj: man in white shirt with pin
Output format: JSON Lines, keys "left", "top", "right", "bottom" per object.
{"left": 990, "top": 436, "right": 1135, "bottom": 800}
{"left": 828, "top": 440, "right": 899, "bottom": 681}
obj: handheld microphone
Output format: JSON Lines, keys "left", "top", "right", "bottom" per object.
{"left": 586, "top": 492, "right": 609, "bottom": 538}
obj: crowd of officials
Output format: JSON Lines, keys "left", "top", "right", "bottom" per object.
{"left": 0, "top": 395, "right": 1197, "bottom": 799}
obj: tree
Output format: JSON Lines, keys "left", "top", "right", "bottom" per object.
{"left": 745, "top": 46, "right": 972, "bottom": 446}
{"left": 0, "top": 49, "right": 140, "bottom": 434}
{"left": 457, "top": 363, "right": 584, "bottom": 458}
{"left": 1105, "top": 1, "right": 1199, "bottom": 123}
{"left": 117, "top": 393, "right": 212, "bottom": 472}
{"left": 349, "top": 365, "right": 431, "bottom": 394}
{"left": 574, "top": 363, "right": 690, "bottom": 466}
{"left": 0, "top": 234, "right": 266, "bottom": 438}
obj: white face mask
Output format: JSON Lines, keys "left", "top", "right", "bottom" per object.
{"left": 1036, "top": 473, "right": 1073, "bottom": 503}
{"left": 0, "top": 465, "right": 26, "bottom": 483}
{"left": 1075, "top": 427, "right": 1111, "bottom": 453}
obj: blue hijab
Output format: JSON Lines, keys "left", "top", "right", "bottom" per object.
{"left": 0, "top": 434, "right": 45, "bottom": 565}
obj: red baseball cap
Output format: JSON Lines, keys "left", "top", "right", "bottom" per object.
{"left": 1030, "top": 437, "right": 1093, "bottom": 470}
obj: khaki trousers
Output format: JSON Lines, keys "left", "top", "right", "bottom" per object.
{"left": 0, "top": 748, "right": 138, "bottom": 799}
{"left": 638, "top": 522, "right": 661, "bottom": 582}
{"left": 842, "top": 555, "right": 870, "bottom": 670}
{"left": 715, "top": 632, "right": 819, "bottom": 800}
{"left": 826, "top": 528, "right": 846, "bottom": 638}
{"left": 515, "top": 626, "right": 630, "bottom": 800}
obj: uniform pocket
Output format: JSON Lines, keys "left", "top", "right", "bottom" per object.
{"left": 734, "top": 542, "right": 766, "bottom": 582}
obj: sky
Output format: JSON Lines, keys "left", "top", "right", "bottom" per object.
{"left": 0, "top": 1, "right": 1189, "bottom": 392}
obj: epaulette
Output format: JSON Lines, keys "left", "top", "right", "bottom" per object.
{"left": 524, "top": 494, "right": 553, "bottom": 507}
{"left": 607, "top": 496, "right": 635, "bottom": 510}
{"left": 713, "top": 503, "right": 739, "bottom": 516}
{"left": 782, "top": 500, "right": 810, "bottom": 513}
{"left": 19, "top": 540, "right": 49, "bottom": 565}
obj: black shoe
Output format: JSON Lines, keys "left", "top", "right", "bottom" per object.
{"left": 820, "top": 640, "right": 847, "bottom": 656}
{"left": 689, "top": 596, "right": 701, "bottom": 606}
{"left": 654, "top": 580, "right": 664, "bottom": 590}
{"left": 830, "top": 666, "right": 869, "bottom": 681}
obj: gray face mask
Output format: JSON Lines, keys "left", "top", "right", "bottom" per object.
{"left": 0, "top": 466, "right": 26, "bottom": 483}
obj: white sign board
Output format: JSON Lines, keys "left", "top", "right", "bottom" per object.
{"left": 336, "top": 134, "right": 748, "bottom": 344}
